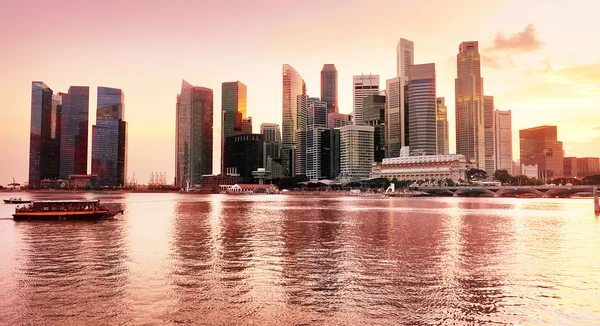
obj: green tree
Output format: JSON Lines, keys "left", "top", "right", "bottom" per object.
{"left": 466, "top": 169, "right": 488, "bottom": 181}
{"left": 493, "top": 169, "right": 511, "bottom": 184}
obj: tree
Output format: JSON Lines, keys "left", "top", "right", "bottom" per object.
{"left": 466, "top": 169, "right": 488, "bottom": 181}
{"left": 493, "top": 169, "right": 511, "bottom": 184}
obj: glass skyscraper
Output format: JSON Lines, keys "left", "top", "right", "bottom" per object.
{"left": 436, "top": 97, "right": 449, "bottom": 155}
{"left": 221, "top": 81, "right": 247, "bottom": 173}
{"left": 282, "top": 64, "right": 306, "bottom": 177}
{"left": 175, "top": 80, "right": 213, "bottom": 188}
{"left": 408, "top": 63, "right": 437, "bottom": 156}
{"left": 59, "top": 86, "right": 89, "bottom": 178}
{"left": 91, "top": 87, "right": 127, "bottom": 187}
{"left": 29, "top": 81, "right": 60, "bottom": 187}
{"left": 320, "top": 64, "right": 338, "bottom": 115}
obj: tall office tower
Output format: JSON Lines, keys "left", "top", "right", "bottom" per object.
{"left": 321, "top": 64, "right": 338, "bottom": 114}
{"left": 436, "top": 97, "right": 449, "bottom": 155}
{"left": 352, "top": 74, "right": 379, "bottom": 125}
{"left": 563, "top": 157, "right": 578, "bottom": 177}
{"left": 494, "top": 109, "right": 512, "bottom": 172}
{"left": 224, "top": 134, "right": 264, "bottom": 181}
{"left": 174, "top": 80, "right": 213, "bottom": 187}
{"left": 455, "top": 41, "right": 485, "bottom": 169}
{"left": 221, "top": 81, "right": 247, "bottom": 173}
{"left": 29, "top": 82, "right": 60, "bottom": 187}
{"left": 363, "top": 94, "right": 386, "bottom": 162}
{"left": 327, "top": 113, "right": 351, "bottom": 129}
{"left": 295, "top": 94, "right": 308, "bottom": 176}
{"left": 306, "top": 98, "right": 328, "bottom": 180}
{"left": 91, "top": 87, "right": 128, "bottom": 187}
{"left": 396, "top": 38, "right": 414, "bottom": 79}
{"left": 321, "top": 128, "right": 341, "bottom": 179}
{"left": 282, "top": 64, "right": 306, "bottom": 177}
{"left": 261, "top": 123, "right": 281, "bottom": 166}
{"left": 483, "top": 96, "right": 496, "bottom": 174}
{"left": 519, "top": 125, "right": 563, "bottom": 180}
{"left": 59, "top": 86, "right": 89, "bottom": 178}
{"left": 408, "top": 63, "right": 437, "bottom": 156}
{"left": 339, "top": 125, "right": 374, "bottom": 179}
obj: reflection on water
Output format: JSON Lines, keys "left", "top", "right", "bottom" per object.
{"left": 0, "top": 193, "right": 599, "bottom": 325}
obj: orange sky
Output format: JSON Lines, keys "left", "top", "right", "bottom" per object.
{"left": 1, "top": 0, "right": 599, "bottom": 185}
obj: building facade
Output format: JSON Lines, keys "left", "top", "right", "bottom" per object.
{"left": 175, "top": 80, "right": 213, "bottom": 188}
{"left": 327, "top": 113, "right": 351, "bottom": 129}
{"left": 494, "top": 109, "right": 512, "bottom": 172}
{"left": 483, "top": 96, "right": 496, "bottom": 175}
{"left": 29, "top": 82, "right": 60, "bottom": 187}
{"left": 455, "top": 41, "right": 485, "bottom": 169}
{"left": 261, "top": 123, "right": 281, "bottom": 167}
{"left": 224, "top": 133, "right": 264, "bottom": 182}
{"left": 563, "top": 157, "right": 578, "bottom": 177}
{"left": 408, "top": 63, "right": 437, "bottom": 156}
{"left": 282, "top": 64, "right": 306, "bottom": 177}
{"left": 352, "top": 74, "right": 379, "bottom": 125}
{"left": 306, "top": 98, "right": 328, "bottom": 180}
{"left": 59, "top": 86, "right": 89, "bottom": 178}
{"left": 363, "top": 94, "right": 386, "bottom": 163}
{"left": 295, "top": 94, "right": 308, "bottom": 176}
{"left": 436, "top": 97, "right": 449, "bottom": 155}
{"left": 372, "top": 150, "right": 471, "bottom": 183}
{"left": 340, "top": 125, "right": 374, "bottom": 179}
{"left": 321, "top": 128, "right": 341, "bottom": 180}
{"left": 577, "top": 157, "right": 600, "bottom": 177}
{"left": 320, "top": 64, "right": 338, "bottom": 115}
{"left": 221, "top": 81, "right": 247, "bottom": 173}
{"left": 91, "top": 87, "right": 128, "bottom": 187}
{"left": 519, "top": 125, "right": 563, "bottom": 180}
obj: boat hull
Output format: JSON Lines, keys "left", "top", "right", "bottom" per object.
{"left": 4, "top": 200, "right": 32, "bottom": 204}
{"left": 13, "top": 210, "right": 122, "bottom": 221}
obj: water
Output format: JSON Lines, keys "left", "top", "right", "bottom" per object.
{"left": 1, "top": 192, "right": 599, "bottom": 325}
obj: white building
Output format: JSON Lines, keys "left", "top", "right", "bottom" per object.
{"left": 340, "top": 125, "right": 374, "bottom": 179}
{"left": 494, "top": 109, "right": 512, "bottom": 172}
{"left": 521, "top": 164, "right": 538, "bottom": 179}
{"left": 306, "top": 98, "right": 328, "bottom": 180}
{"left": 352, "top": 74, "right": 379, "bottom": 126}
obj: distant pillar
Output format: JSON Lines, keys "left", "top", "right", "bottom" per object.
{"left": 594, "top": 186, "right": 599, "bottom": 215}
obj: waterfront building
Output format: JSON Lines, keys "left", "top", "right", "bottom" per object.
{"left": 352, "top": 74, "right": 379, "bottom": 126}
{"left": 494, "top": 109, "right": 512, "bottom": 172}
{"left": 563, "top": 157, "right": 578, "bottom": 177}
{"left": 321, "top": 128, "right": 341, "bottom": 180}
{"left": 221, "top": 81, "right": 247, "bottom": 173}
{"left": 455, "top": 41, "right": 485, "bottom": 169}
{"left": 59, "top": 86, "right": 89, "bottom": 178}
{"left": 282, "top": 64, "right": 307, "bottom": 177}
{"left": 91, "top": 87, "right": 128, "bottom": 187}
{"left": 295, "top": 94, "right": 308, "bottom": 176}
{"left": 436, "top": 97, "right": 449, "bottom": 155}
{"left": 320, "top": 64, "right": 338, "bottom": 114}
{"left": 363, "top": 94, "right": 386, "bottom": 162}
{"left": 340, "top": 125, "right": 374, "bottom": 179}
{"left": 371, "top": 148, "right": 471, "bottom": 183}
{"left": 261, "top": 123, "right": 281, "bottom": 167}
{"left": 519, "top": 125, "right": 563, "bottom": 180}
{"left": 223, "top": 133, "right": 264, "bottom": 182}
{"left": 306, "top": 98, "right": 328, "bottom": 180}
{"left": 483, "top": 96, "right": 496, "bottom": 175}
{"left": 175, "top": 80, "right": 213, "bottom": 188}
{"left": 408, "top": 63, "right": 437, "bottom": 156}
{"left": 576, "top": 157, "right": 600, "bottom": 177}
{"left": 29, "top": 82, "right": 60, "bottom": 187}
{"left": 266, "top": 157, "right": 284, "bottom": 180}
{"left": 327, "top": 113, "right": 351, "bottom": 129}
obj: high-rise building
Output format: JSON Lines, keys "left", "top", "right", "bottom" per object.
{"left": 408, "top": 63, "right": 437, "bottom": 156}
{"left": 576, "top": 157, "right": 600, "bottom": 177}
{"left": 29, "top": 82, "right": 60, "bottom": 187}
{"left": 321, "top": 128, "right": 341, "bottom": 180}
{"left": 519, "top": 125, "right": 563, "bottom": 180}
{"left": 436, "top": 97, "right": 449, "bottom": 155}
{"left": 175, "top": 80, "right": 213, "bottom": 188}
{"left": 563, "top": 157, "right": 578, "bottom": 177}
{"left": 321, "top": 64, "right": 338, "bottom": 115}
{"left": 363, "top": 94, "right": 386, "bottom": 162}
{"left": 327, "top": 113, "right": 351, "bottom": 129}
{"left": 59, "top": 86, "right": 89, "bottom": 178}
{"left": 91, "top": 87, "right": 127, "bottom": 187}
{"left": 396, "top": 38, "right": 414, "bottom": 79}
{"left": 221, "top": 81, "right": 247, "bottom": 173}
{"left": 224, "top": 133, "right": 264, "bottom": 181}
{"left": 295, "top": 94, "right": 308, "bottom": 176}
{"left": 261, "top": 123, "right": 281, "bottom": 167}
{"left": 455, "top": 41, "right": 485, "bottom": 169}
{"left": 306, "top": 98, "right": 328, "bottom": 180}
{"left": 340, "top": 125, "right": 374, "bottom": 179}
{"left": 282, "top": 64, "right": 306, "bottom": 177}
{"left": 483, "top": 96, "right": 496, "bottom": 174}
{"left": 494, "top": 109, "right": 512, "bottom": 172}
{"left": 352, "top": 74, "right": 379, "bottom": 125}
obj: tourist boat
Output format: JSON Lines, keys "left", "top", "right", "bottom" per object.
{"left": 3, "top": 197, "right": 32, "bottom": 204}
{"left": 13, "top": 200, "right": 124, "bottom": 221}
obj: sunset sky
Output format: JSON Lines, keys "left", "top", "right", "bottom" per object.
{"left": 1, "top": 0, "right": 599, "bottom": 185}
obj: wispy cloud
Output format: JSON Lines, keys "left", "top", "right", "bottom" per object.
{"left": 488, "top": 24, "right": 543, "bottom": 52}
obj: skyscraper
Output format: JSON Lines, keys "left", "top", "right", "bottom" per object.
{"left": 59, "top": 86, "right": 89, "bottom": 178}
{"left": 408, "top": 63, "right": 437, "bottom": 156}
{"left": 494, "top": 109, "right": 512, "bottom": 172}
{"left": 352, "top": 74, "right": 379, "bottom": 126}
{"left": 295, "top": 94, "right": 308, "bottom": 176}
{"left": 340, "top": 125, "right": 374, "bottom": 179}
{"left": 519, "top": 125, "right": 563, "bottom": 180}
{"left": 224, "top": 134, "right": 264, "bottom": 181}
{"left": 282, "top": 64, "right": 306, "bottom": 177}
{"left": 436, "top": 97, "right": 449, "bottom": 155}
{"left": 455, "top": 41, "right": 485, "bottom": 169}
{"left": 221, "top": 81, "right": 247, "bottom": 173}
{"left": 396, "top": 38, "right": 414, "bottom": 79}
{"left": 306, "top": 98, "right": 328, "bottom": 180}
{"left": 320, "top": 64, "right": 338, "bottom": 115}
{"left": 327, "top": 113, "right": 351, "bottom": 129}
{"left": 483, "top": 96, "right": 496, "bottom": 174}
{"left": 175, "top": 80, "right": 213, "bottom": 187}
{"left": 260, "top": 123, "right": 281, "bottom": 167}
{"left": 29, "top": 81, "right": 60, "bottom": 187}
{"left": 91, "top": 87, "right": 127, "bottom": 187}
{"left": 363, "top": 94, "right": 386, "bottom": 163}
{"left": 321, "top": 128, "right": 341, "bottom": 180}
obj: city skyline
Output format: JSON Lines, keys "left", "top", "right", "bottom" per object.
{"left": 2, "top": 0, "right": 600, "bottom": 184}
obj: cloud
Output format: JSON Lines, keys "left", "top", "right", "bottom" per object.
{"left": 594, "top": 127, "right": 600, "bottom": 131}
{"left": 482, "top": 54, "right": 515, "bottom": 69}
{"left": 534, "top": 62, "right": 600, "bottom": 94}
{"left": 488, "top": 24, "right": 543, "bottom": 52}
